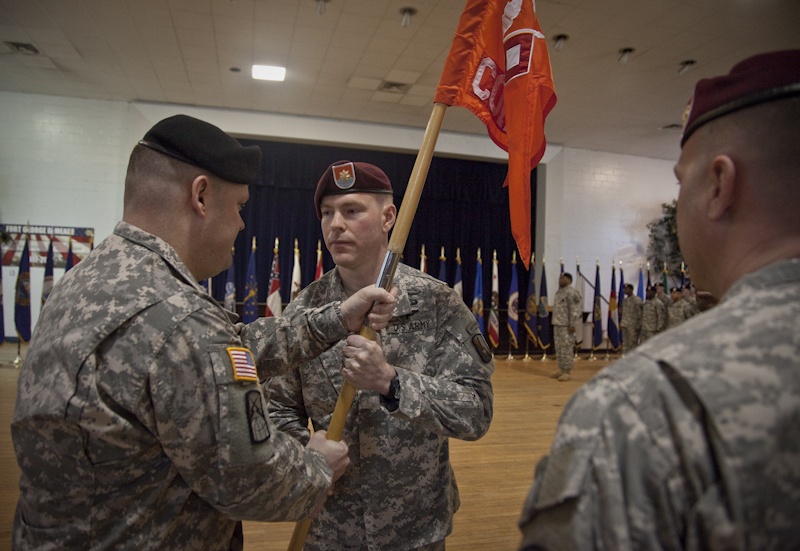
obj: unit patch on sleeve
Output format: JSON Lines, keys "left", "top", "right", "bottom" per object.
{"left": 227, "top": 347, "right": 258, "bottom": 382}
{"left": 245, "top": 390, "right": 270, "bottom": 444}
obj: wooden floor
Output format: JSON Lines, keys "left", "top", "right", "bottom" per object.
{"left": 0, "top": 344, "right": 614, "bottom": 550}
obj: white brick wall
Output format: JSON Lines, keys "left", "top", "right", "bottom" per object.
{"left": 0, "top": 91, "right": 680, "bottom": 338}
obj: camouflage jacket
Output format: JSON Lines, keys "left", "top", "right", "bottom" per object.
{"left": 519, "top": 257, "right": 800, "bottom": 550}
{"left": 12, "top": 221, "right": 350, "bottom": 550}
{"left": 266, "top": 263, "right": 494, "bottom": 550}
{"left": 642, "top": 297, "right": 667, "bottom": 332}
{"left": 552, "top": 286, "right": 582, "bottom": 328}
{"left": 619, "top": 295, "right": 643, "bottom": 329}
{"left": 667, "top": 297, "right": 694, "bottom": 328}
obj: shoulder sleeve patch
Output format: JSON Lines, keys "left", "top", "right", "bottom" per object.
{"left": 472, "top": 333, "right": 493, "bottom": 363}
{"left": 227, "top": 347, "right": 258, "bottom": 382}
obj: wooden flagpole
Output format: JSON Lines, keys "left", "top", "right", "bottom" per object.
{"left": 287, "top": 102, "right": 448, "bottom": 551}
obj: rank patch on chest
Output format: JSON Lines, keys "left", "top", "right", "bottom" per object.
{"left": 227, "top": 347, "right": 258, "bottom": 382}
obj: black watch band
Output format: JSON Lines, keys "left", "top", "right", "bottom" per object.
{"left": 384, "top": 374, "right": 400, "bottom": 400}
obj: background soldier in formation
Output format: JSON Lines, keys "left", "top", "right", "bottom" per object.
{"left": 667, "top": 286, "right": 695, "bottom": 328}
{"left": 551, "top": 272, "right": 582, "bottom": 381}
{"left": 619, "top": 283, "right": 642, "bottom": 355}
{"left": 640, "top": 285, "right": 667, "bottom": 343}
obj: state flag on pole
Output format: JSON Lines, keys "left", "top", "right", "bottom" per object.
{"left": 592, "top": 263, "right": 603, "bottom": 350}
{"left": 65, "top": 238, "right": 75, "bottom": 272}
{"left": 608, "top": 265, "right": 620, "bottom": 351}
{"left": 242, "top": 238, "right": 259, "bottom": 323}
{"left": 437, "top": 247, "right": 448, "bottom": 284}
{"left": 314, "top": 240, "right": 323, "bottom": 281}
{"left": 507, "top": 251, "right": 520, "bottom": 350}
{"left": 575, "top": 260, "right": 585, "bottom": 345}
{"left": 290, "top": 239, "right": 302, "bottom": 302}
{"left": 617, "top": 263, "right": 625, "bottom": 338}
{"left": 537, "top": 261, "right": 551, "bottom": 351}
{"left": 224, "top": 249, "right": 236, "bottom": 312}
{"left": 41, "top": 237, "right": 54, "bottom": 306}
{"left": 637, "top": 264, "right": 645, "bottom": 300}
{"left": 15, "top": 235, "right": 32, "bottom": 343}
{"left": 454, "top": 248, "right": 464, "bottom": 300}
{"left": 265, "top": 238, "right": 282, "bottom": 317}
{"left": 472, "top": 249, "right": 484, "bottom": 334}
{"left": 524, "top": 253, "right": 537, "bottom": 347}
{"left": 0, "top": 255, "right": 5, "bottom": 345}
{"left": 488, "top": 250, "right": 500, "bottom": 348}
{"left": 435, "top": 0, "right": 557, "bottom": 270}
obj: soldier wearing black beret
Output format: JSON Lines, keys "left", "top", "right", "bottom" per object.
{"left": 12, "top": 115, "right": 397, "bottom": 549}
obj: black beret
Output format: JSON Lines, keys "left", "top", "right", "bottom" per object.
{"left": 139, "top": 114, "right": 262, "bottom": 185}
{"left": 682, "top": 50, "right": 800, "bottom": 146}
{"left": 313, "top": 160, "right": 394, "bottom": 219}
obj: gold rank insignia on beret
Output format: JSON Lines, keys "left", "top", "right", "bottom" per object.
{"left": 332, "top": 162, "right": 356, "bottom": 190}
{"left": 227, "top": 347, "right": 258, "bottom": 382}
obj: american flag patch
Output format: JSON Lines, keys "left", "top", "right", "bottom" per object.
{"left": 227, "top": 347, "right": 258, "bottom": 382}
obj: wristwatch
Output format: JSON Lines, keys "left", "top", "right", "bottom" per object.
{"left": 383, "top": 373, "right": 400, "bottom": 400}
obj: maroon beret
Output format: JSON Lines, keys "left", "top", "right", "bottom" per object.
{"left": 313, "top": 160, "right": 394, "bottom": 219}
{"left": 681, "top": 50, "right": 800, "bottom": 146}
{"left": 139, "top": 114, "right": 262, "bottom": 185}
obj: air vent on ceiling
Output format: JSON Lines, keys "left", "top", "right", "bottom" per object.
{"left": 378, "top": 81, "right": 411, "bottom": 94}
{"left": 4, "top": 41, "right": 39, "bottom": 55}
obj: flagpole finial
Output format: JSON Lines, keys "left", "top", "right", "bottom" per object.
{"left": 456, "top": 247, "right": 461, "bottom": 262}
{"left": 251, "top": 237, "right": 256, "bottom": 251}
{"left": 231, "top": 246, "right": 235, "bottom": 254}
{"left": 596, "top": 257, "right": 599, "bottom": 266}
{"left": 317, "top": 239, "right": 321, "bottom": 252}
{"left": 493, "top": 249, "right": 497, "bottom": 261}
{"left": 294, "top": 238, "right": 299, "bottom": 250}
{"left": 274, "top": 237, "right": 279, "bottom": 251}
{"left": 512, "top": 250, "right": 517, "bottom": 263}
{"left": 477, "top": 248, "right": 481, "bottom": 261}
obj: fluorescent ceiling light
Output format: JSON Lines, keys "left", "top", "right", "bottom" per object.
{"left": 252, "top": 65, "right": 286, "bottom": 81}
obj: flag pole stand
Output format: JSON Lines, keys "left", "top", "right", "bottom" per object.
{"left": 604, "top": 340, "right": 610, "bottom": 361}
{"left": 588, "top": 350, "right": 597, "bottom": 361}
{"left": 523, "top": 340, "right": 531, "bottom": 361}
{"left": 540, "top": 351, "right": 548, "bottom": 361}
{"left": 13, "top": 341, "right": 23, "bottom": 368}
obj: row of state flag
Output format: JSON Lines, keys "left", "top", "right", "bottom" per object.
{"left": 1, "top": 234, "right": 78, "bottom": 345}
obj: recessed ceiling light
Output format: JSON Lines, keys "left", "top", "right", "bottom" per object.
{"left": 252, "top": 65, "right": 286, "bottom": 81}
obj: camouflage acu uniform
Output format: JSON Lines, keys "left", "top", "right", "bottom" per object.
{"left": 519, "top": 258, "right": 800, "bottom": 550}
{"left": 552, "top": 285, "right": 582, "bottom": 373}
{"left": 667, "top": 297, "right": 694, "bottom": 328}
{"left": 12, "top": 222, "right": 350, "bottom": 550}
{"left": 266, "top": 263, "right": 494, "bottom": 550}
{"left": 619, "top": 295, "right": 643, "bottom": 354}
{"left": 640, "top": 297, "right": 667, "bottom": 343}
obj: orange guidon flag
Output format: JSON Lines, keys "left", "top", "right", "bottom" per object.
{"left": 435, "top": 0, "right": 557, "bottom": 270}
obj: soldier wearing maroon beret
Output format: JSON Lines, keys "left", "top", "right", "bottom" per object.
{"left": 520, "top": 50, "right": 800, "bottom": 550}
{"left": 267, "top": 160, "right": 494, "bottom": 551}
{"left": 11, "top": 116, "right": 398, "bottom": 550}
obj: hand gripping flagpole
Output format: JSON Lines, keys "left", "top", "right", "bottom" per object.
{"left": 287, "top": 102, "right": 448, "bottom": 551}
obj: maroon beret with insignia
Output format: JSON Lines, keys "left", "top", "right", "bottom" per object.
{"left": 313, "top": 160, "right": 394, "bottom": 219}
{"left": 681, "top": 50, "right": 800, "bottom": 147}
{"left": 139, "top": 114, "right": 262, "bottom": 185}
